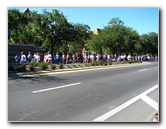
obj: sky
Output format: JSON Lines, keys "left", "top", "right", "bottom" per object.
{"left": 9, "top": 7, "right": 159, "bottom": 35}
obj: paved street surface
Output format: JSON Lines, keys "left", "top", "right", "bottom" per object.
{"left": 8, "top": 62, "right": 159, "bottom": 122}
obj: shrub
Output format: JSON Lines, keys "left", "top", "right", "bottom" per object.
{"left": 67, "top": 65, "right": 72, "bottom": 69}
{"left": 115, "top": 62, "right": 120, "bottom": 65}
{"left": 78, "top": 64, "right": 82, "bottom": 67}
{"left": 59, "top": 64, "right": 64, "bottom": 69}
{"left": 103, "top": 61, "right": 107, "bottom": 66}
{"left": 98, "top": 60, "right": 104, "bottom": 65}
{"left": 90, "top": 62, "right": 95, "bottom": 66}
{"left": 51, "top": 64, "right": 56, "bottom": 70}
{"left": 72, "top": 64, "right": 78, "bottom": 68}
{"left": 98, "top": 60, "right": 107, "bottom": 65}
{"left": 29, "top": 66, "right": 35, "bottom": 71}
{"left": 121, "top": 61, "right": 127, "bottom": 64}
{"left": 29, "top": 61, "right": 38, "bottom": 67}
{"left": 90, "top": 61, "right": 99, "bottom": 66}
{"left": 108, "top": 61, "right": 112, "bottom": 65}
{"left": 15, "top": 65, "right": 26, "bottom": 72}
{"left": 127, "top": 60, "right": 135, "bottom": 64}
{"left": 85, "top": 63, "right": 90, "bottom": 67}
{"left": 38, "top": 62, "right": 48, "bottom": 70}
{"left": 85, "top": 63, "right": 88, "bottom": 67}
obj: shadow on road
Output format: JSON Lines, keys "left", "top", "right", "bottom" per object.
{"left": 8, "top": 74, "right": 69, "bottom": 84}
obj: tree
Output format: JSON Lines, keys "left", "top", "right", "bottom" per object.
{"left": 25, "top": 11, "right": 43, "bottom": 47}
{"left": 108, "top": 17, "right": 124, "bottom": 26}
{"left": 38, "top": 9, "right": 77, "bottom": 56}
{"left": 68, "top": 23, "right": 91, "bottom": 54}
{"left": 8, "top": 9, "right": 28, "bottom": 43}
{"left": 86, "top": 34, "right": 103, "bottom": 54}
{"left": 148, "top": 32, "right": 158, "bottom": 55}
{"left": 140, "top": 32, "right": 158, "bottom": 55}
{"left": 123, "top": 27, "right": 140, "bottom": 54}
{"left": 86, "top": 17, "right": 140, "bottom": 55}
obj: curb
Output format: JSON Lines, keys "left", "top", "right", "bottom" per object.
{"left": 8, "top": 62, "right": 150, "bottom": 78}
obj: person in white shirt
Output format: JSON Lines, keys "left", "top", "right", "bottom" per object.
{"left": 107, "top": 54, "right": 110, "bottom": 62}
{"left": 20, "top": 52, "right": 26, "bottom": 64}
{"left": 44, "top": 53, "right": 48, "bottom": 63}
{"left": 123, "top": 54, "right": 127, "bottom": 61}
{"left": 96, "top": 53, "right": 99, "bottom": 62}
{"left": 33, "top": 53, "right": 37, "bottom": 62}
{"left": 90, "top": 54, "right": 95, "bottom": 62}
{"left": 127, "top": 54, "right": 131, "bottom": 61}
{"left": 36, "top": 53, "right": 40, "bottom": 63}
{"left": 47, "top": 52, "right": 52, "bottom": 64}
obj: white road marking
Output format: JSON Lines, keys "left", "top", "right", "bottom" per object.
{"left": 141, "top": 95, "right": 158, "bottom": 111}
{"left": 32, "top": 82, "right": 81, "bottom": 93}
{"left": 138, "top": 69, "right": 148, "bottom": 72}
{"left": 93, "top": 84, "right": 158, "bottom": 122}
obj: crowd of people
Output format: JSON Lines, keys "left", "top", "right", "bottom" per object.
{"left": 15, "top": 51, "right": 52, "bottom": 65}
{"left": 53, "top": 52, "right": 157, "bottom": 64}
{"left": 15, "top": 51, "right": 158, "bottom": 65}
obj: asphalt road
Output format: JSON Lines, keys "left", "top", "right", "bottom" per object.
{"left": 8, "top": 62, "right": 159, "bottom": 122}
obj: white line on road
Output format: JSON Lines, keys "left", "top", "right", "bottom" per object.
{"left": 32, "top": 82, "right": 81, "bottom": 93}
{"left": 138, "top": 69, "right": 148, "bottom": 72}
{"left": 93, "top": 84, "right": 158, "bottom": 122}
{"left": 141, "top": 95, "right": 158, "bottom": 111}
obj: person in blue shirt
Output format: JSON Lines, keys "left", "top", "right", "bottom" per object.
{"left": 27, "top": 51, "right": 32, "bottom": 62}
{"left": 54, "top": 52, "right": 61, "bottom": 64}
{"left": 15, "top": 54, "right": 20, "bottom": 65}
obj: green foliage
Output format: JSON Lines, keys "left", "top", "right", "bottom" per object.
{"left": 78, "top": 64, "right": 83, "bottom": 67}
{"left": 67, "top": 65, "right": 72, "bottom": 69}
{"left": 50, "top": 64, "right": 56, "bottom": 70}
{"left": 103, "top": 61, "right": 108, "bottom": 66}
{"left": 127, "top": 60, "right": 135, "bottom": 64}
{"left": 90, "top": 61, "right": 97, "bottom": 66}
{"left": 121, "top": 61, "right": 127, "bottom": 64}
{"left": 98, "top": 60, "right": 105, "bottom": 65}
{"left": 86, "top": 34, "right": 103, "bottom": 53}
{"left": 72, "top": 64, "right": 78, "bottom": 68}
{"left": 114, "top": 62, "right": 120, "bottom": 65}
{"left": 8, "top": 9, "right": 28, "bottom": 43}
{"left": 59, "top": 64, "right": 64, "bottom": 69}
{"left": 29, "top": 61, "right": 38, "bottom": 71}
{"left": 29, "top": 61, "right": 39, "bottom": 67}
{"left": 108, "top": 17, "right": 124, "bottom": 26}
{"left": 38, "top": 62, "right": 48, "bottom": 70}
{"left": 85, "top": 63, "right": 90, "bottom": 67}
{"left": 140, "top": 32, "right": 158, "bottom": 55}
{"left": 108, "top": 61, "right": 112, "bottom": 65}
{"left": 68, "top": 44, "right": 75, "bottom": 55}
